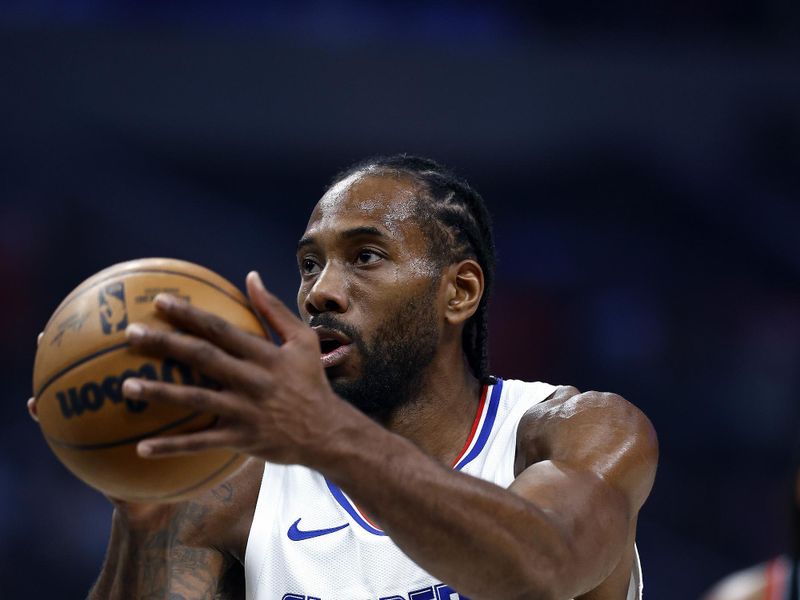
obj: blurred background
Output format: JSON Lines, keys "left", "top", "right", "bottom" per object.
{"left": 1, "top": 1, "right": 799, "bottom": 598}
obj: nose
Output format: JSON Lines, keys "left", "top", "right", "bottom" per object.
{"left": 304, "top": 262, "right": 349, "bottom": 316}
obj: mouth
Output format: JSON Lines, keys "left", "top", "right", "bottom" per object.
{"left": 313, "top": 327, "right": 354, "bottom": 369}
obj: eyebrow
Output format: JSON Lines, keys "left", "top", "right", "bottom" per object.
{"left": 296, "top": 226, "right": 387, "bottom": 252}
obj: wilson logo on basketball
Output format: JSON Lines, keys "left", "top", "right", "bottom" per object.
{"left": 55, "top": 358, "right": 207, "bottom": 419}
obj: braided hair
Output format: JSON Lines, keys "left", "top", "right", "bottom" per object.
{"left": 330, "top": 154, "right": 497, "bottom": 385}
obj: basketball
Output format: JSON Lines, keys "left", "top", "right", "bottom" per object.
{"left": 32, "top": 258, "right": 261, "bottom": 503}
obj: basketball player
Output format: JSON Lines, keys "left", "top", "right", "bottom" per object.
{"left": 29, "top": 155, "right": 658, "bottom": 599}
{"left": 701, "top": 464, "right": 799, "bottom": 600}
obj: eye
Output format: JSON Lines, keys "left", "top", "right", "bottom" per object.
{"left": 355, "top": 249, "right": 382, "bottom": 265}
{"left": 300, "top": 257, "right": 321, "bottom": 275}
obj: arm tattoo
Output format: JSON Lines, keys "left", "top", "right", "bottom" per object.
{"left": 89, "top": 481, "right": 241, "bottom": 600}
{"left": 136, "top": 503, "right": 230, "bottom": 600}
{"left": 211, "top": 483, "right": 234, "bottom": 504}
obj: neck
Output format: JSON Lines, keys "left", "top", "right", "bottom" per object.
{"left": 383, "top": 353, "right": 483, "bottom": 467}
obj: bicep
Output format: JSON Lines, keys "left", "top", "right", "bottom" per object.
{"left": 516, "top": 390, "right": 658, "bottom": 512}
{"left": 508, "top": 391, "right": 658, "bottom": 588}
{"left": 508, "top": 459, "right": 631, "bottom": 582}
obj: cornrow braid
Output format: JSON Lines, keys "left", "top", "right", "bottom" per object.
{"left": 331, "top": 154, "right": 497, "bottom": 384}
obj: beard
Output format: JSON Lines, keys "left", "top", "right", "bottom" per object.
{"left": 310, "top": 283, "right": 440, "bottom": 422}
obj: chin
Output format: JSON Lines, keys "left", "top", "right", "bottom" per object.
{"left": 328, "top": 375, "right": 355, "bottom": 397}
{"left": 325, "top": 366, "right": 353, "bottom": 386}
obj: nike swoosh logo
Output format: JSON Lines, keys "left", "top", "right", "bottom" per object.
{"left": 287, "top": 518, "right": 349, "bottom": 541}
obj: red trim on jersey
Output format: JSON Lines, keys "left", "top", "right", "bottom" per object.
{"left": 450, "top": 384, "right": 489, "bottom": 468}
{"left": 355, "top": 503, "right": 381, "bottom": 529}
{"left": 350, "top": 383, "right": 490, "bottom": 532}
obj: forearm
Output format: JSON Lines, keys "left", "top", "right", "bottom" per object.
{"left": 317, "top": 422, "right": 582, "bottom": 600}
{"left": 88, "top": 506, "right": 228, "bottom": 600}
{"left": 88, "top": 510, "right": 141, "bottom": 599}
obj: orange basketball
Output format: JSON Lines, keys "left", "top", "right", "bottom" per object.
{"left": 32, "top": 258, "right": 261, "bottom": 503}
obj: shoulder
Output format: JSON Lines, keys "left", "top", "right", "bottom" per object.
{"left": 515, "top": 385, "right": 658, "bottom": 507}
{"left": 516, "top": 385, "right": 658, "bottom": 460}
{"left": 177, "top": 457, "right": 264, "bottom": 562}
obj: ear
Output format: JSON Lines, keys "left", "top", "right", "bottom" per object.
{"left": 443, "top": 259, "right": 484, "bottom": 326}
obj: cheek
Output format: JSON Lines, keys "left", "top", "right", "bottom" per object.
{"left": 360, "top": 292, "right": 417, "bottom": 336}
{"left": 296, "top": 283, "right": 310, "bottom": 316}
{"left": 404, "top": 257, "right": 440, "bottom": 282}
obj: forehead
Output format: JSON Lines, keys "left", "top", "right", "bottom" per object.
{"left": 304, "top": 170, "right": 425, "bottom": 238}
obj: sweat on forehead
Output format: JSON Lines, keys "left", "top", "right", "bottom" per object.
{"left": 312, "top": 169, "right": 429, "bottom": 229}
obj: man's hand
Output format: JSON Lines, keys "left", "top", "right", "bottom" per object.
{"left": 27, "top": 333, "right": 44, "bottom": 422}
{"left": 121, "top": 271, "right": 360, "bottom": 466}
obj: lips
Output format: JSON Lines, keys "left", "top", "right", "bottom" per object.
{"left": 313, "top": 326, "right": 354, "bottom": 369}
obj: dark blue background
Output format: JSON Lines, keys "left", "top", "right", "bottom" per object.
{"left": 1, "top": 2, "right": 799, "bottom": 598}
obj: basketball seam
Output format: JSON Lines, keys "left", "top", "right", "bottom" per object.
{"left": 44, "top": 268, "right": 249, "bottom": 332}
{"left": 35, "top": 341, "right": 130, "bottom": 399}
{"left": 129, "top": 453, "right": 244, "bottom": 502}
{"left": 44, "top": 410, "right": 210, "bottom": 450}
{"left": 37, "top": 267, "right": 257, "bottom": 398}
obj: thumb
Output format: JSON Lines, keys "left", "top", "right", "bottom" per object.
{"left": 246, "top": 271, "right": 303, "bottom": 343}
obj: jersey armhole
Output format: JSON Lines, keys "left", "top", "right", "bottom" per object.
{"left": 509, "top": 380, "right": 558, "bottom": 478}
{"left": 243, "top": 460, "right": 272, "bottom": 598}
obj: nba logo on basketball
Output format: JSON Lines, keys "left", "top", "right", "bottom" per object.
{"left": 98, "top": 282, "right": 128, "bottom": 335}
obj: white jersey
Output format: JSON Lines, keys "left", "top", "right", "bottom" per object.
{"left": 245, "top": 378, "right": 643, "bottom": 600}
